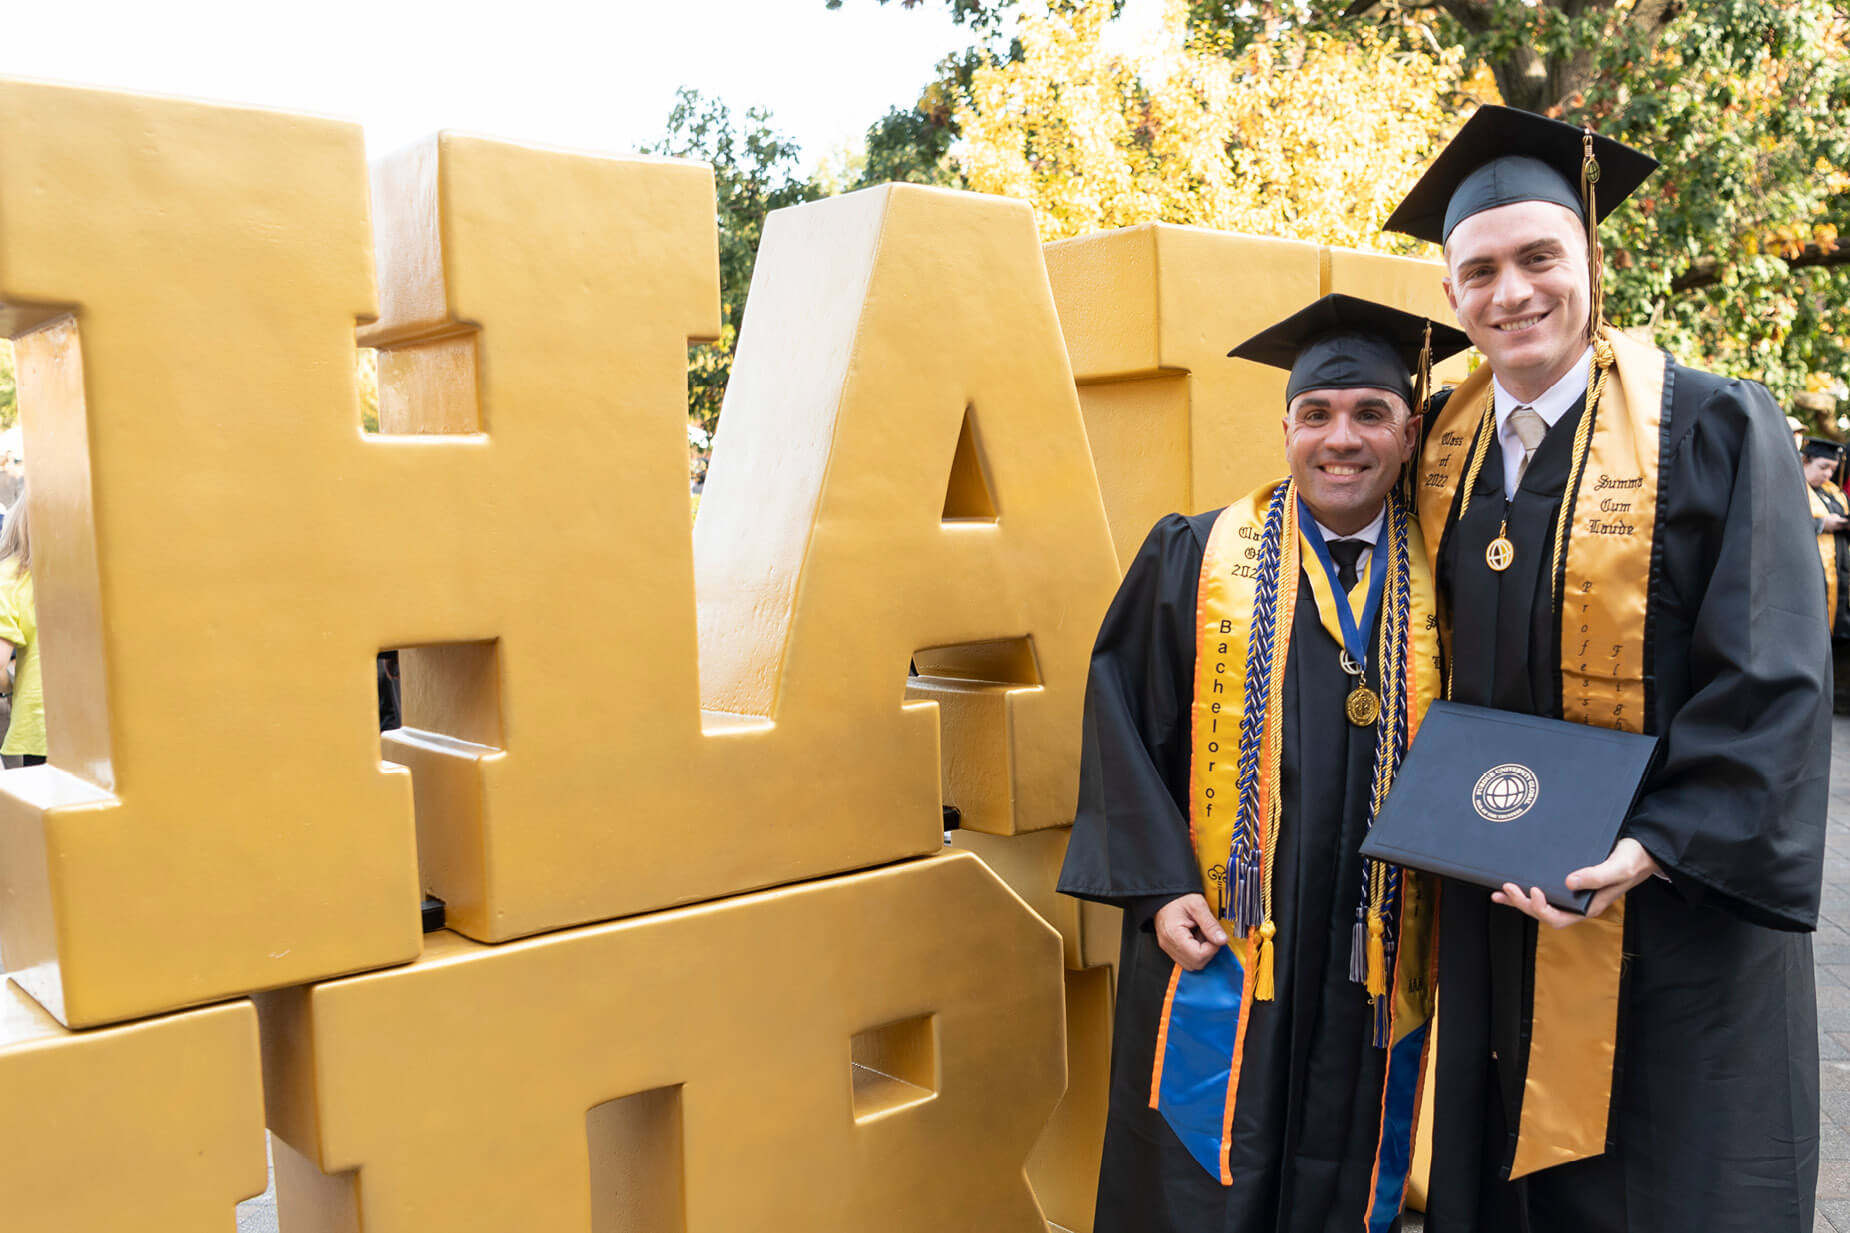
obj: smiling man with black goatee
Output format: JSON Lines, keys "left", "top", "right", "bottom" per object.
{"left": 1059, "top": 295, "right": 1470, "bottom": 1233}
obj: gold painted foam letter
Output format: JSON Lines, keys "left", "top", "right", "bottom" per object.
{"left": 1044, "top": 225, "right": 1322, "bottom": 557}
{"left": 0, "top": 81, "right": 422, "bottom": 1027}
{"left": 0, "top": 981, "right": 267, "bottom": 1228}
{"left": 258, "top": 852, "right": 1064, "bottom": 1233}
{"left": 696, "top": 185, "right": 1120, "bottom": 837}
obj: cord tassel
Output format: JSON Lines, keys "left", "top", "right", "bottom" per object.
{"left": 1254, "top": 920, "right": 1277, "bottom": 1001}
{"left": 1365, "top": 911, "right": 1388, "bottom": 998}
{"left": 1230, "top": 852, "right": 1264, "bottom": 934}
{"left": 1348, "top": 906, "right": 1368, "bottom": 984}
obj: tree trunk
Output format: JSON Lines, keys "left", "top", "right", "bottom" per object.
{"left": 1428, "top": 0, "right": 1686, "bottom": 115}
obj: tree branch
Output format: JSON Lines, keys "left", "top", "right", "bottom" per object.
{"left": 1550, "top": 0, "right": 1684, "bottom": 112}
{"left": 1431, "top": 0, "right": 1493, "bottom": 35}
{"left": 1669, "top": 242, "right": 1850, "bottom": 294}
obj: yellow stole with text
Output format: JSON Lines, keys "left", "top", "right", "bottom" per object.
{"left": 1415, "top": 325, "right": 1665, "bottom": 1178}
{"left": 1175, "top": 481, "right": 1442, "bottom": 1195}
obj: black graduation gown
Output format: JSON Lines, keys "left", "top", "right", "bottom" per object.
{"left": 1058, "top": 509, "right": 1406, "bottom": 1233}
{"left": 1421, "top": 368, "right": 1829, "bottom": 1233}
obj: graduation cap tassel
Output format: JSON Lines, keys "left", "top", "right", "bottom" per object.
{"left": 1398, "top": 323, "right": 1434, "bottom": 512}
{"left": 1582, "top": 127, "right": 1606, "bottom": 341}
{"left": 1413, "top": 322, "right": 1433, "bottom": 414}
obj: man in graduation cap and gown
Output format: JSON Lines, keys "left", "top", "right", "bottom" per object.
{"left": 1803, "top": 436, "right": 1850, "bottom": 710}
{"left": 1386, "top": 106, "right": 1830, "bottom": 1232}
{"left": 1058, "top": 294, "right": 1471, "bottom": 1233}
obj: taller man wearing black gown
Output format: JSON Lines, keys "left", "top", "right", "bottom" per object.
{"left": 1059, "top": 296, "right": 1469, "bottom": 1233}
{"left": 1386, "top": 106, "right": 1830, "bottom": 1233}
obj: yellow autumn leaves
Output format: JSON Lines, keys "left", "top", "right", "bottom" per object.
{"left": 956, "top": 0, "right": 1489, "bottom": 253}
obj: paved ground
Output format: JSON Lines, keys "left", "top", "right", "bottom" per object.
{"left": 1809, "top": 715, "right": 1850, "bottom": 1231}
{"left": 235, "top": 718, "right": 1850, "bottom": 1232}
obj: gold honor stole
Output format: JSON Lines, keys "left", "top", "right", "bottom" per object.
{"left": 1810, "top": 483, "right": 1839, "bottom": 625}
{"left": 1147, "top": 480, "right": 1439, "bottom": 1224}
{"left": 1415, "top": 326, "right": 1666, "bottom": 1178}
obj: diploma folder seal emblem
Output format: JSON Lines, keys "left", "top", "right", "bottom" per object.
{"left": 1472, "top": 763, "right": 1540, "bottom": 822}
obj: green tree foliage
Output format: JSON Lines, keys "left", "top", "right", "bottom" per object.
{"left": 645, "top": 88, "right": 822, "bottom": 483}
{"left": 357, "top": 348, "right": 379, "bottom": 434}
{"left": 0, "top": 341, "right": 15, "bottom": 432}
{"left": 1185, "top": 0, "right": 1850, "bottom": 409}
{"left": 853, "top": 65, "right": 970, "bottom": 190}
{"left": 1589, "top": 1, "right": 1850, "bottom": 413}
{"left": 888, "top": 0, "right": 1850, "bottom": 409}
{"left": 1189, "top": 0, "right": 1685, "bottom": 115}
{"left": 823, "top": 0, "right": 1120, "bottom": 31}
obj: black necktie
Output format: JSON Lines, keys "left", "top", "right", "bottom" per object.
{"left": 1328, "top": 539, "right": 1366, "bottom": 592}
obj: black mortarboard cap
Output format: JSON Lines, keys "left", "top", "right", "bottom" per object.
{"left": 1384, "top": 106, "right": 1659, "bottom": 246}
{"left": 1804, "top": 436, "right": 1845, "bottom": 462}
{"left": 1227, "top": 293, "right": 1473, "bottom": 407}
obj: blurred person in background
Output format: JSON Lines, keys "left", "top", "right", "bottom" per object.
{"left": 0, "top": 481, "right": 44, "bottom": 767}
{"left": 1805, "top": 437, "right": 1850, "bottom": 712}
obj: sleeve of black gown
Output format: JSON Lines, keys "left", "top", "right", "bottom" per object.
{"left": 1056, "top": 513, "right": 1208, "bottom": 918}
{"left": 1623, "top": 376, "right": 1830, "bottom": 931}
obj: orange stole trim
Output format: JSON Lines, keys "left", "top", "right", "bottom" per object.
{"left": 1148, "top": 962, "right": 1185, "bottom": 1110}
{"left": 1361, "top": 872, "right": 1436, "bottom": 1225}
{"left": 1405, "top": 880, "right": 1444, "bottom": 1212}
{"left": 1361, "top": 956, "right": 1400, "bottom": 1220}
{"left": 1218, "top": 942, "right": 1260, "bottom": 1186}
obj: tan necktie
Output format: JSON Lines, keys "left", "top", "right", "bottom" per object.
{"left": 1508, "top": 405, "right": 1549, "bottom": 489}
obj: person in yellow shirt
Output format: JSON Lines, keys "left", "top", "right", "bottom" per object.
{"left": 0, "top": 482, "right": 45, "bottom": 766}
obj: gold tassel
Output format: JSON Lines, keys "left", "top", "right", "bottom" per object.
{"left": 1399, "top": 321, "right": 1433, "bottom": 511}
{"left": 1365, "top": 911, "right": 1388, "bottom": 998}
{"left": 1414, "top": 321, "right": 1433, "bottom": 413}
{"left": 1254, "top": 919, "right": 1277, "bottom": 1002}
{"left": 1581, "top": 127, "right": 1605, "bottom": 340}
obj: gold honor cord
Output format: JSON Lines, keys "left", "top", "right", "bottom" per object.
{"left": 1362, "top": 515, "right": 1410, "bottom": 1004}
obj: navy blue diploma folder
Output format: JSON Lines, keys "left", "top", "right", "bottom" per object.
{"left": 1359, "top": 701, "right": 1659, "bottom": 913}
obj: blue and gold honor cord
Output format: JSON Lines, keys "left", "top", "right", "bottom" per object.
{"left": 1226, "top": 483, "right": 1414, "bottom": 1038}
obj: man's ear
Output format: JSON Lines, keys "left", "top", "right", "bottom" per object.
{"left": 1402, "top": 412, "right": 1423, "bottom": 462}
{"left": 1442, "top": 275, "right": 1458, "bottom": 313}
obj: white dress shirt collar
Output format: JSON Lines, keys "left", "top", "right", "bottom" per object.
{"left": 1307, "top": 505, "right": 1384, "bottom": 593}
{"left": 1492, "top": 346, "right": 1594, "bottom": 497}
{"left": 1310, "top": 504, "right": 1386, "bottom": 548}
